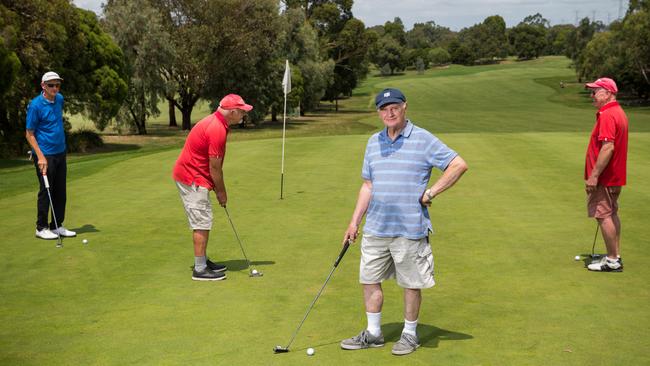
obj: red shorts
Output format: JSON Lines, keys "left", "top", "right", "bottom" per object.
{"left": 587, "top": 185, "right": 621, "bottom": 219}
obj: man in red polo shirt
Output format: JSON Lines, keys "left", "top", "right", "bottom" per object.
{"left": 583, "top": 78, "right": 628, "bottom": 272}
{"left": 173, "top": 94, "right": 253, "bottom": 281}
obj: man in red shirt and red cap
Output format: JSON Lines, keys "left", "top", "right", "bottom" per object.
{"left": 583, "top": 78, "right": 628, "bottom": 272}
{"left": 173, "top": 94, "right": 253, "bottom": 281}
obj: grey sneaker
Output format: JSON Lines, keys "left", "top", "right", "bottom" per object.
{"left": 587, "top": 256, "right": 623, "bottom": 272}
{"left": 391, "top": 333, "right": 420, "bottom": 355}
{"left": 340, "top": 330, "right": 385, "bottom": 350}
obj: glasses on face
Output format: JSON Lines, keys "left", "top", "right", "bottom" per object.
{"left": 590, "top": 88, "right": 604, "bottom": 96}
{"left": 46, "top": 83, "right": 61, "bottom": 89}
{"left": 379, "top": 104, "right": 403, "bottom": 115}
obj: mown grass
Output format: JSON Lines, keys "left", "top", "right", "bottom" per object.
{"left": 1, "top": 56, "right": 649, "bottom": 365}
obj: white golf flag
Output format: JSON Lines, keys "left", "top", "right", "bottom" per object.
{"left": 282, "top": 59, "right": 291, "bottom": 95}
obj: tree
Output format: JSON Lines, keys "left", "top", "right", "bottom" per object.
{"left": 565, "top": 17, "right": 605, "bottom": 80}
{"left": 510, "top": 23, "right": 547, "bottom": 60}
{"left": 288, "top": 1, "right": 373, "bottom": 109}
{"left": 103, "top": 0, "right": 174, "bottom": 134}
{"left": 545, "top": 24, "right": 575, "bottom": 55}
{"left": 429, "top": 47, "right": 451, "bottom": 66}
{"left": 0, "top": 1, "right": 127, "bottom": 156}
{"left": 383, "top": 17, "right": 406, "bottom": 46}
{"left": 370, "top": 35, "right": 406, "bottom": 74}
{"left": 280, "top": 7, "right": 334, "bottom": 115}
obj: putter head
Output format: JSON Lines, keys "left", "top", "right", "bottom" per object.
{"left": 273, "top": 346, "right": 289, "bottom": 353}
{"left": 249, "top": 269, "right": 263, "bottom": 277}
{"left": 56, "top": 242, "right": 63, "bottom": 248}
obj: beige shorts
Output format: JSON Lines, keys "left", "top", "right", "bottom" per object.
{"left": 176, "top": 181, "right": 213, "bottom": 230}
{"left": 587, "top": 185, "right": 621, "bottom": 219}
{"left": 359, "top": 234, "right": 435, "bottom": 289}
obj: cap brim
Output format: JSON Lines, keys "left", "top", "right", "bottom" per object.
{"left": 240, "top": 104, "right": 253, "bottom": 111}
{"left": 376, "top": 98, "right": 404, "bottom": 109}
{"left": 585, "top": 82, "right": 600, "bottom": 89}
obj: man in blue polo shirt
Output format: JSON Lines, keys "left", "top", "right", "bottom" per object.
{"left": 340, "top": 88, "right": 468, "bottom": 356}
{"left": 25, "top": 71, "right": 76, "bottom": 240}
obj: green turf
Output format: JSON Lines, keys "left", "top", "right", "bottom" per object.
{"left": 1, "top": 56, "right": 649, "bottom": 365}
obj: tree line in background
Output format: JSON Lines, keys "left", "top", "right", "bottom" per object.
{"left": 1, "top": 0, "right": 648, "bottom": 157}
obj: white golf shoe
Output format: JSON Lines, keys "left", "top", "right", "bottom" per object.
{"left": 53, "top": 227, "right": 77, "bottom": 237}
{"left": 35, "top": 229, "right": 58, "bottom": 240}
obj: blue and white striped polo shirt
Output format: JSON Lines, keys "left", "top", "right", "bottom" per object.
{"left": 362, "top": 120, "right": 457, "bottom": 239}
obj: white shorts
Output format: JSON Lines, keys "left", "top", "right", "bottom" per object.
{"left": 359, "top": 234, "right": 435, "bottom": 289}
{"left": 176, "top": 181, "right": 213, "bottom": 230}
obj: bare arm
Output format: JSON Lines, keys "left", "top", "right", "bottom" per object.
{"left": 25, "top": 130, "right": 47, "bottom": 175}
{"left": 343, "top": 179, "right": 372, "bottom": 244}
{"left": 209, "top": 156, "right": 227, "bottom": 206}
{"left": 585, "top": 141, "right": 614, "bottom": 193}
{"left": 421, "top": 155, "right": 468, "bottom": 206}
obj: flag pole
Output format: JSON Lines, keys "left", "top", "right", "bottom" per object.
{"left": 281, "top": 89, "right": 287, "bottom": 199}
{"left": 281, "top": 59, "right": 291, "bottom": 200}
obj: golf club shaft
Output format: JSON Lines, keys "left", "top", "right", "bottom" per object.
{"left": 591, "top": 224, "right": 599, "bottom": 257}
{"left": 42, "top": 175, "right": 62, "bottom": 246}
{"left": 223, "top": 206, "right": 252, "bottom": 268}
{"left": 285, "top": 241, "right": 350, "bottom": 350}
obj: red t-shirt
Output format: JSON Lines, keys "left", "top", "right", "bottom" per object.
{"left": 584, "top": 101, "right": 628, "bottom": 186}
{"left": 173, "top": 111, "right": 229, "bottom": 190}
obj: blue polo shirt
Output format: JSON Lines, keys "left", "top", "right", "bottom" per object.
{"left": 26, "top": 93, "right": 66, "bottom": 155}
{"left": 362, "top": 120, "right": 457, "bottom": 239}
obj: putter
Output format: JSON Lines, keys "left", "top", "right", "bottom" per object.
{"left": 274, "top": 240, "right": 351, "bottom": 354}
{"left": 223, "top": 206, "right": 262, "bottom": 277}
{"left": 42, "top": 174, "right": 63, "bottom": 248}
{"left": 590, "top": 224, "right": 600, "bottom": 260}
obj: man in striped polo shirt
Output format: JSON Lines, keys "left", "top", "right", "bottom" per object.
{"left": 340, "top": 88, "right": 468, "bottom": 355}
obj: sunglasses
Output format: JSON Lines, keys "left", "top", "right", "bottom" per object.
{"left": 46, "top": 83, "right": 61, "bottom": 88}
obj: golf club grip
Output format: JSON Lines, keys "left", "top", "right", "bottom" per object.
{"left": 333, "top": 241, "right": 350, "bottom": 267}
{"left": 42, "top": 174, "right": 50, "bottom": 188}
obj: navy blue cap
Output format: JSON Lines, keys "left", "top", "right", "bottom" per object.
{"left": 375, "top": 88, "right": 406, "bottom": 108}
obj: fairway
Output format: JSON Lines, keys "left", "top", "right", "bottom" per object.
{"left": 1, "top": 57, "right": 649, "bottom": 365}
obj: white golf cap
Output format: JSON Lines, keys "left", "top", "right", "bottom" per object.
{"left": 42, "top": 71, "right": 63, "bottom": 83}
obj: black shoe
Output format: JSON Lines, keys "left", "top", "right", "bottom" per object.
{"left": 192, "top": 267, "right": 226, "bottom": 281}
{"left": 206, "top": 259, "right": 227, "bottom": 273}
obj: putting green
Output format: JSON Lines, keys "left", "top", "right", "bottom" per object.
{"left": 1, "top": 57, "right": 649, "bottom": 365}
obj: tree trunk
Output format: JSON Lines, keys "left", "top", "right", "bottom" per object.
{"left": 271, "top": 107, "right": 277, "bottom": 122}
{"left": 181, "top": 107, "right": 193, "bottom": 130}
{"left": 168, "top": 97, "right": 177, "bottom": 127}
{"left": 335, "top": 98, "right": 339, "bottom": 112}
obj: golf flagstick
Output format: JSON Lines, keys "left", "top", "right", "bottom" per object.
{"left": 274, "top": 240, "right": 351, "bottom": 353}
{"left": 280, "top": 59, "right": 291, "bottom": 199}
{"left": 42, "top": 174, "right": 63, "bottom": 248}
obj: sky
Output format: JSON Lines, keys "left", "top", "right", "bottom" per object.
{"left": 73, "top": 0, "right": 625, "bottom": 31}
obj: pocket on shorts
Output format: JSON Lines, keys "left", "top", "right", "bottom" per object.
{"left": 417, "top": 242, "right": 434, "bottom": 275}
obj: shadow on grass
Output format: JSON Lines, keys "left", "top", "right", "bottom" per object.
{"left": 72, "top": 224, "right": 100, "bottom": 234}
{"left": 209, "top": 259, "right": 276, "bottom": 272}
{"left": 382, "top": 322, "right": 473, "bottom": 348}
{"left": 300, "top": 322, "right": 472, "bottom": 352}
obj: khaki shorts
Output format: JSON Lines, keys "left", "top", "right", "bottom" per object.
{"left": 587, "top": 185, "right": 621, "bottom": 219}
{"left": 176, "top": 181, "right": 213, "bottom": 230}
{"left": 359, "top": 234, "right": 435, "bottom": 289}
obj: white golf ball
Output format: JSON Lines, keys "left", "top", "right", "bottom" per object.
{"left": 306, "top": 347, "right": 314, "bottom": 356}
{"left": 574, "top": 255, "right": 580, "bottom": 261}
{"left": 82, "top": 239, "right": 88, "bottom": 244}
{"left": 251, "top": 269, "right": 258, "bottom": 275}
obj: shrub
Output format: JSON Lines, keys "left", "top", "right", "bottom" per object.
{"left": 67, "top": 129, "right": 104, "bottom": 153}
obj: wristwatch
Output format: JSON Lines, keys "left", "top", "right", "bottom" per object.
{"left": 425, "top": 189, "right": 434, "bottom": 200}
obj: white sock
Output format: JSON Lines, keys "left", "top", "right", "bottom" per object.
{"left": 366, "top": 312, "right": 382, "bottom": 337}
{"left": 402, "top": 318, "right": 418, "bottom": 336}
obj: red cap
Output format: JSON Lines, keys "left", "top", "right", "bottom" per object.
{"left": 585, "top": 77, "right": 618, "bottom": 94}
{"left": 219, "top": 94, "right": 253, "bottom": 111}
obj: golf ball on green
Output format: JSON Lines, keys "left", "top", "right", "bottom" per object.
{"left": 82, "top": 239, "right": 88, "bottom": 244}
{"left": 306, "top": 348, "right": 314, "bottom": 356}
{"left": 252, "top": 269, "right": 258, "bottom": 275}
{"left": 574, "top": 255, "right": 580, "bottom": 261}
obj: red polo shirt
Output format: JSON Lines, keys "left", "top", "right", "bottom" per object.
{"left": 584, "top": 101, "right": 628, "bottom": 186}
{"left": 173, "top": 111, "right": 229, "bottom": 190}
